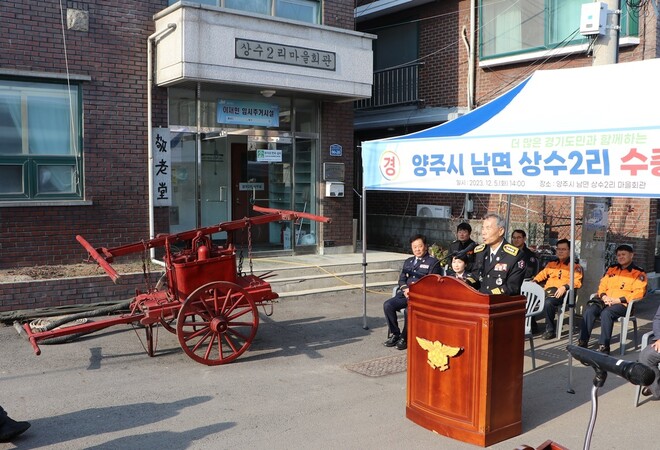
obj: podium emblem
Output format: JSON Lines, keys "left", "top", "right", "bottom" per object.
{"left": 416, "top": 337, "right": 462, "bottom": 371}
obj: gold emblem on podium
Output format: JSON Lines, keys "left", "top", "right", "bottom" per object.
{"left": 416, "top": 337, "right": 462, "bottom": 371}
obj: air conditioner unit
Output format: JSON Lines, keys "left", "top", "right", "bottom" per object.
{"left": 416, "top": 204, "right": 451, "bottom": 218}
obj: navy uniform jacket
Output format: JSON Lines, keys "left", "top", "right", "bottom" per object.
{"left": 470, "top": 240, "right": 526, "bottom": 296}
{"left": 397, "top": 253, "right": 442, "bottom": 292}
{"left": 520, "top": 245, "right": 539, "bottom": 279}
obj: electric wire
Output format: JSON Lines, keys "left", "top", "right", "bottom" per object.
{"left": 58, "top": 0, "right": 82, "bottom": 196}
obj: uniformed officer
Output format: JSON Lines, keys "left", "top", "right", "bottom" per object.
{"left": 578, "top": 244, "right": 647, "bottom": 355}
{"left": 532, "top": 239, "right": 583, "bottom": 339}
{"left": 511, "top": 229, "right": 539, "bottom": 279}
{"left": 383, "top": 234, "right": 442, "bottom": 350}
{"left": 470, "top": 213, "right": 526, "bottom": 296}
{"left": 446, "top": 222, "right": 476, "bottom": 273}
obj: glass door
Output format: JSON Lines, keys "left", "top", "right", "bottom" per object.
{"left": 169, "top": 132, "right": 198, "bottom": 234}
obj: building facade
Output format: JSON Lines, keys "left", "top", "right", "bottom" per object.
{"left": 355, "top": 0, "right": 659, "bottom": 278}
{"left": 0, "top": 0, "right": 373, "bottom": 269}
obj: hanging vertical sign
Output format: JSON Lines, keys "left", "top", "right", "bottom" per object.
{"left": 153, "top": 128, "right": 172, "bottom": 207}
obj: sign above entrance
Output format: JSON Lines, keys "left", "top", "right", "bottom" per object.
{"left": 217, "top": 99, "right": 279, "bottom": 127}
{"left": 235, "top": 38, "right": 336, "bottom": 71}
{"left": 257, "top": 149, "right": 282, "bottom": 162}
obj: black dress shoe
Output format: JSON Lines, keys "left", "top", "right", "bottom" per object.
{"left": 395, "top": 337, "right": 407, "bottom": 350}
{"left": 597, "top": 345, "right": 610, "bottom": 355}
{"left": 577, "top": 339, "right": 588, "bottom": 348}
{"left": 383, "top": 334, "right": 400, "bottom": 347}
{"left": 641, "top": 387, "right": 652, "bottom": 397}
{"left": 0, "top": 417, "right": 30, "bottom": 442}
{"left": 542, "top": 331, "right": 555, "bottom": 340}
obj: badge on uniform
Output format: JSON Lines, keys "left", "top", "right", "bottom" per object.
{"left": 496, "top": 277, "right": 503, "bottom": 286}
{"left": 518, "top": 260, "right": 526, "bottom": 269}
{"left": 494, "top": 263, "right": 508, "bottom": 271}
{"left": 420, "top": 264, "right": 429, "bottom": 269}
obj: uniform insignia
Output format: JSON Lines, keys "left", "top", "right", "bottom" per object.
{"left": 416, "top": 337, "right": 462, "bottom": 371}
{"left": 503, "top": 244, "right": 519, "bottom": 256}
{"left": 491, "top": 288, "right": 503, "bottom": 295}
{"left": 473, "top": 244, "right": 486, "bottom": 253}
{"left": 518, "top": 260, "right": 526, "bottom": 269}
{"left": 496, "top": 277, "right": 503, "bottom": 286}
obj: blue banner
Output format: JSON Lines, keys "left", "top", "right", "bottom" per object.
{"left": 217, "top": 99, "right": 279, "bottom": 127}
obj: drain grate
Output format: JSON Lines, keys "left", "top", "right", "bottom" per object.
{"left": 344, "top": 354, "right": 407, "bottom": 377}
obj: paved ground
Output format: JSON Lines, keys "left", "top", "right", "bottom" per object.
{"left": 1, "top": 279, "right": 658, "bottom": 449}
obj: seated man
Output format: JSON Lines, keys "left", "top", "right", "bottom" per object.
{"left": 578, "top": 244, "right": 647, "bottom": 355}
{"left": 446, "top": 222, "right": 476, "bottom": 273}
{"left": 511, "top": 229, "right": 539, "bottom": 280}
{"left": 639, "top": 303, "right": 660, "bottom": 401}
{"left": 383, "top": 234, "right": 441, "bottom": 350}
{"left": 532, "top": 239, "right": 583, "bottom": 340}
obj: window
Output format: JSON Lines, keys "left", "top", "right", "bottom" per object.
{"left": 0, "top": 79, "right": 82, "bottom": 200}
{"left": 480, "top": 0, "right": 638, "bottom": 60}
{"left": 373, "top": 22, "right": 418, "bottom": 71}
{"left": 168, "top": 1, "right": 321, "bottom": 24}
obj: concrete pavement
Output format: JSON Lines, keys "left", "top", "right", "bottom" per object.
{"left": 0, "top": 275, "right": 658, "bottom": 449}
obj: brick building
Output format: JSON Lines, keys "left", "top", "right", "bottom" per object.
{"left": 354, "top": 0, "right": 659, "bottom": 280}
{"left": 0, "top": 0, "right": 373, "bottom": 271}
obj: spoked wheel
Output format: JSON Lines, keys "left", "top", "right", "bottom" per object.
{"left": 176, "top": 281, "right": 259, "bottom": 365}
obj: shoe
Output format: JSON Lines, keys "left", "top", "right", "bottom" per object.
{"left": 0, "top": 417, "right": 30, "bottom": 442}
{"left": 577, "top": 339, "right": 588, "bottom": 348}
{"left": 642, "top": 387, "right": 652, "bottom": 397}
{"left": 597, "top": 345, "right": 610, "bottom": 355}
{"left": 542, "top": 331, "right": 555, "bottom": 340}
{"left": 395, "top": 337, "right": 407, "bottom": 350}
{"left": 383, "top": 334, "right": 400, "bottom": 347}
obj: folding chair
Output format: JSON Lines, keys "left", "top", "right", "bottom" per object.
{"left": 521, "top": 281, "right": 545, "bottom": 370}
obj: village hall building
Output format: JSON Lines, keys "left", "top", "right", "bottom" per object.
{"left": 0, "top": 0, "right": 373, "bottom": 269}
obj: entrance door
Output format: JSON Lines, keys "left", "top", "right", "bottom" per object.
{"left": 231, "top": 142, "right": 271, "bottom": 247}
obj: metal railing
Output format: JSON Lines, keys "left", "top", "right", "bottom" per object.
{"left": 355, "top": 62, "right": 423, "bottom": 110}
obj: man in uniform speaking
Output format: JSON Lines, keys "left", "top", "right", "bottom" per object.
{"left": 470, "top": 213, "right": 526, "bottom": 296}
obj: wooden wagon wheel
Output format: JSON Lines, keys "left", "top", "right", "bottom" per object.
{"left": 176, "top": 281, "right": 259, "bottom": 365}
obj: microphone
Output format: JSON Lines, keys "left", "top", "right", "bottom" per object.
{"left": 454, "top": 241, "right": 477, "bottom": 258}
{"left": 567, "top": 345, "right": 655, "bottom": 386}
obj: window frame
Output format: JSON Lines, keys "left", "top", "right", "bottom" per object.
{"left": 479, "top": 0, "right": 639, "bottom": 62}
{"left": 0, "top": 77, "right": 83, "bottom": 201}
{"left": 167, "top": 0, "right": 322, "bottom": 24}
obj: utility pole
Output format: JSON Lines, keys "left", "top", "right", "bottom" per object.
{"left": 592, "top": 0, "right": 622, "bottom": 65}
{"left": 579, "top": 1, "right": 622, "bottom": 308}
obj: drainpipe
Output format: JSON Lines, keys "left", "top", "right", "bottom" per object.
{"left": 147, "top": 23, "right": 176, "bottom": 262}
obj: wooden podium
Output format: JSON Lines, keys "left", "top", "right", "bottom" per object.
{"left": 406, "top": 275, "right": 526, "bottom": 447}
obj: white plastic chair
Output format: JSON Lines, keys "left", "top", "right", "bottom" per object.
{"left": 590, "top": 294, "right": 639, "bottom": 356}
{"left": 555, "top": 290, "right": 571, "bottom": 340}
{"left": 634, "top": 331, "right": 655, "bottom": 407}
{"left": 521, "top": 281, "right": 545, "bottom": 370}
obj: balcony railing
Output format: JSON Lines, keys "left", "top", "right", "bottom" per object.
{"left": 354, "top": 62, "right": 423, "bottom": 110}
